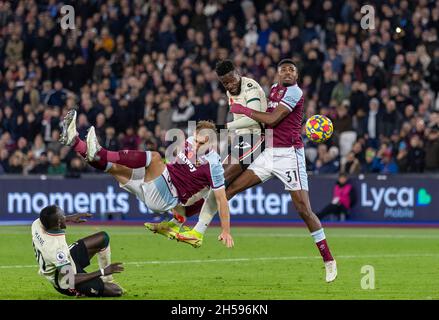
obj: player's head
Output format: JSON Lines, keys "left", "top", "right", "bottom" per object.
{"left": 215, "top": 60, "right": 241, "bottom": 95}
{"left": 40, "top": 205, "right": 66, "bottom": 230}
{"left": 194, "top": 120, "right": 217, "bottom": 154}
{"left": 277, "top": 59, "right": 298, "bottom": 87}
{"left": 338, "top": 172, "right": 348, "bottom": 184}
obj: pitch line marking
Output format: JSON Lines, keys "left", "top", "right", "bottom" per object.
{"left": 1, "top": 253, "right": 439, "bottom": 269}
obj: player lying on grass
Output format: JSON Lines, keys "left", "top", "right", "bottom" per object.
{"left": 177, "top": 59, "right": 337, "bottom": 282}
{"left": 145, "top": 59, "right": 267, "bottom": 247}
{"left": 59, "top": 111, "right": 234, "bottom": 248}
{"left": 31, "top": 205, "right": 124, "bottom": 297}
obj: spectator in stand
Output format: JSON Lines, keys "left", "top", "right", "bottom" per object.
{"left": 0, "top": 0, "right": 438, "bottom": 174}
{"left": 317, "top": 173, "right": 356, "bottom": 221}
{"left": 341, "top": 151, "right": 361, "bottom": 175}
{"left": 407, "top": 135, "right": 426, "bottom": 173}
{"left": 47, "top": 154, "right": 66, "bottom": 175}
{"left": 371, "top": 145, "right": 399, "bottom": 174}
{"left": 29, "top": 151, "right": 49, "bottom": 175}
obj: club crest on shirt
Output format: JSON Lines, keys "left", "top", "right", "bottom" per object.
{"left": 270, "top": 87, "right": 285, "bottom": 101}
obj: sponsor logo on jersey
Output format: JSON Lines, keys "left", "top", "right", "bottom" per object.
{"left": 268, "top": 101, "right": 279, "bottom": 109}
{"left": 235, "top": 141, "right": 251, "bottom": 149}
{"left": 177, "top": 152, "right": 196, "bottom": 172}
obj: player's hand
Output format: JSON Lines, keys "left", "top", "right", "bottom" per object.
{"left": 218, "top": 231, "right": 234, "bottom": 248}
{"left": 66, "top": 213, "right": 92, "bottom": 223}
{"left": 104, "top": 262, "right": 124, "bottom": 275}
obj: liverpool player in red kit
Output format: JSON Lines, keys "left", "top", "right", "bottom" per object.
{"left": 222, "top": 59, "right": 337, "bottom": 282}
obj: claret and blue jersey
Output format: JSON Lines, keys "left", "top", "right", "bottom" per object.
{"left": 267, "top": 83, "right": 304, "bottom": 148}
{"left": 167, "top": 137, "right": 225, "bottom": 205}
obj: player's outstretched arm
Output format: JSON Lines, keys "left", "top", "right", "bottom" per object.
{"left": 230, "top": 103, "right": 290, "bottom": 127}
{"left": 214, "top": 188, "right": 234, "bottom": 248}
{"left": 65, "top": 213, "right": 92, "bottom": 223}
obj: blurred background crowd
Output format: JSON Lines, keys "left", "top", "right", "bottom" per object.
{"left": 0, "top": 0, "right": 439, "bottom": 177}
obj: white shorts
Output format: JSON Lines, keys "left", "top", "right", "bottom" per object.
{"left": 248, "top": 147, "right": 309, "bottom": 191}
{"left": 119, "top": 167, "right": 179, "bottom": 212}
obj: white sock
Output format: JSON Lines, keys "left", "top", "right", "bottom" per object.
{"left": 310, "top": 228, "right": 326, "bottom": 243}
{"left": 169, "top": 218, "right": 183, "bottom": 228}
{"left": 98, "top": 245, "right": 113, "bottom": 281}
{"left": 194, "top": 191, "right": 217, "bottom": 234}
{"left": 104, "top": 162, "right": 113, "bottom": 172}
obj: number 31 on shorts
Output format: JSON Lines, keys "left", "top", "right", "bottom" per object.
{"left": 285, "top": 170, "right": 298, "bottom": 183}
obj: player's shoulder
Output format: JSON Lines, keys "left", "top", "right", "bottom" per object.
{"left": 31, "top": 218, "right": 44, "bottom": 235}
{"left": 242, "top": 77, "right": 263, "bottom": 92}
{"left": 31, "top": 218, "right": 41, "bottom": 230}
{"left": 285, "top": 83, "right": 303, "bottom": 96}
{"left": 283, "top": 84, "right": 303, "bottom": 104}
{"left": 204, "top": 149, "right": 222, "bottom": 165}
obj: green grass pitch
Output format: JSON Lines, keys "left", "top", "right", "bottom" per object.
{"left": 1, "top": 225, "right": 439, "bottom": 299}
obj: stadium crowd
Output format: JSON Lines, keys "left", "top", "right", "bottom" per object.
{"left": 1, "top": 0, "right": 439, "bottom": 177}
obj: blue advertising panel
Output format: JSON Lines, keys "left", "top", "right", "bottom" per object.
{"left": 0, "top": 175, "right": 438, "bottom": 222}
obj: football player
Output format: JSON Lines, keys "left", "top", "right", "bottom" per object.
{"left": 59, "top": 111, "right": 234, "bottom": 248}
{"left": 31, "top": 205, "right": 124, "bottom": 297}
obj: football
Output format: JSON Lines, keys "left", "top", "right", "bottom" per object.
{"left": 305, "top": 115, "right": 333, "bottom": 143}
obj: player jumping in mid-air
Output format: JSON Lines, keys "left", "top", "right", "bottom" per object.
{"left": 178, "top": 59, "right": 337, "bottom": 282}
{"left": 146, "top": 60, "right": 267, "bottom": 247}
{"left": 59, "top": 110, "right": 234, "bottom": 248}
{"left": 31, "top": 205, "right": 124, "bottom": 297}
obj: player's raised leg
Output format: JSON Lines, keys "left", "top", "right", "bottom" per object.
{"left": 68, "top": 230, "right": 124, "bottom": 296}
{"left": 60, "top": 109, "right": 153, "bottom": 173}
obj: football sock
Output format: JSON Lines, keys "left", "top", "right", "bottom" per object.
{"left": 73, "top": 136, "right": 107, "bottom": 171}
{"left": 169, "top": 218, "right": 183, "bottom": 228}
{"left": 310, "top": 228, "right": 334, "bottom": 262}
{"left": 194, "top": 191, "right": 217, "bottom": 234}
{"left": 98, "top": 244, "right": 113, "bottom": 281}
{"left": 96, "top": 148, "right": 151, "bottom": 169}
{"left": 184, "top": 199, "right": 204, "bottom": 217}
{"left": 72, "top": 136, "right": 86, "bottom": 158}
{"left": 170, "top": 212, "right": 186, "bottom": 228}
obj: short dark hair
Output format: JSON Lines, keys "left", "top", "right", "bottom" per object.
{"left": 215, "top": 60, "right": 235, "bottom": 76}
{"left": 40, "top": 205, "right": 59, "bottom": 230}
{"left": 277, "top": 58, "right": 296, "bottom": 68}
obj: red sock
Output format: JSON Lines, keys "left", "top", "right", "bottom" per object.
{"left": 72, "top": 136, "right": 107, "bottom": 171}
{"left": 72, "top": 136, "right": 87, "bottom": 158}
{"left": 97, "top": 149, "right": 148, "bottom": 169}
{"left": 316, "top": 239, "right": 334, "bottom": 262}
{"left": 184, "top": 199, "right": 205, "bottom": 217}
{"left": 173, "top": 212, "right": 186, "bottom": 223}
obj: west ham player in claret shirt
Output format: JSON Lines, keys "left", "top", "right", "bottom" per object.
{"left": 189, "top": 59, "right": 337, "bottom": 282}
{"left": 59, "top": 111, "right": 234, "bottom": 248}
